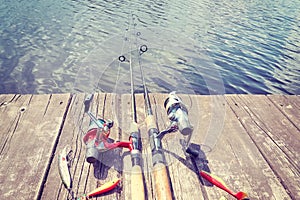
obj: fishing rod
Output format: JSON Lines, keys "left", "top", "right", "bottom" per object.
{"left": 119, "top": 18, "right": 146, "bottom": 199}
{"left": 79, "top": 15, "right": 146, "bottom": 199}
{"left": 83, "top": 88, "right": 145, "bottom": 200}
{"left": 131, "top": 20, "right": 173, "bottom": 200}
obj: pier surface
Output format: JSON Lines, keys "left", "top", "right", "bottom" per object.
{"left": 0, "top": 93, "right": 299, "bottom": 200}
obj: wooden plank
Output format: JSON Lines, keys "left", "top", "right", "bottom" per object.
{"left": 180, "top": 94, "right": 252, "bottom": 200}
{"left": 231, "top": 95, "right": 299, "bottom": 167}
{"left": 41, "top": 93, "right": 86, "bottom": 199}
{"left": 267, "top": 95, "right": 300, "bottom": 130}
{"left": 226, "top": 94, "right": 299, "bottom": 199}
{"left": 153, "top": 93, "right": 204, "bottom": 200}
{"left": 1, "top": 93, "right": 298, "bottom": 200}
{"left": 118, "top": 93, "right": 132, "bottom": 200}
{"left": 0, "top": 94, "right": 16, "bottom": 105}
{"left": 213, "top": 95, "right": 291, "bottom": 199}
{"left": 186, "top": 94, "right": 227, "bottom": 200}
{"left": 91, "top": 93, "right": 123, "bottom": 200}
{"left": 0, "top": 94, "right": 71, "bottom": 199}
{"left": 136, "top": 93, "right": 154, "bottom": 200}
{"left": 120, "top": 93, "right": 132, "bottom": 200}
{"left": 0, "top": 94, "right": 28, "bottom": 156}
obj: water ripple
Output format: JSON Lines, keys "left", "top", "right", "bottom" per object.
{"left": 0, "top": 0, "right": 299, "bottom": 94}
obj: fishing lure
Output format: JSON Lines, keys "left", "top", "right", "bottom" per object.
{"left": 200, "top": 170, "right": 248, "bottom": 200}
{"left": 78, "top": 178, "right": 121, "bottom": 200}
{"left": 58, "top": 146, "right": 72, "bottom": 190}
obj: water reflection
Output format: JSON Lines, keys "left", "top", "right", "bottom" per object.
{"left": 0, "top": 0, "right": 299, "bottom": 94}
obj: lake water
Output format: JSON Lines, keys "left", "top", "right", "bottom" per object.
{"left": 0, "top": 0, "right": 299, "bottom": 94}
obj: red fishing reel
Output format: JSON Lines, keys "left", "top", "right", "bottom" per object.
{"left": 83, "top": 118, "right": 134, "bottom": 163}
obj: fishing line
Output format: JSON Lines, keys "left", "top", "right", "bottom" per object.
{"left": 129, "top": 15, "right": 173, "bottom": 200}
{"left": 62, "top": 14, "right": 138, "bottom": 200}
{"left": 109, "top": 13, "right": 135, "bottom": 129}
{"left": 128, "top": 15, "right": 137, "bottom": 123}
{"left": 117, "top": 13, "right": 146, "bottom": 200}
{"left": 118, "top": 13, "right": 148, "bottom": 122}
{"left": 131, "top": 16, "right": 151, "bottom": 115}
{"left": 71, "top": 24, "right": 132, "bottom": 153}
{"left": 112, "top": 13, "right": 132, "bottom": 94}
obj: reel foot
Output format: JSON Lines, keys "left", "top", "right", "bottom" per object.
{"left": 185, "top": 146, "right": 199, "bottom": 157}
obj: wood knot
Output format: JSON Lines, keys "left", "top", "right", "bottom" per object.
{"left": 0, "top": 102, "right": 8, "bottom": 107}
{"left": 20, "top": 107, "right": 26, "bottom": 112}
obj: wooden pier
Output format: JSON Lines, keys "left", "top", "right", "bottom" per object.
{"left": 0, "top": 93, "right": 299, "bottom": 200}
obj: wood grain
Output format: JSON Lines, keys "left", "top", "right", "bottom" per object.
{"left": 0, "top": 94, "right": 299, "bottom": 200}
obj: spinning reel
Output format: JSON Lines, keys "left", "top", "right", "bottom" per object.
{"left": 158, "top": 92, "right": 195, "bottom": 155}
{"left": 83, "top": 94, "right": 140, "bottom": 163}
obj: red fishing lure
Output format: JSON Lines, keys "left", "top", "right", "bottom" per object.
{"left": 200, "top": 171, "right": 248, "bottom": 200}
{"left": 79, "top": 178, "right": 121, "bottom": 200}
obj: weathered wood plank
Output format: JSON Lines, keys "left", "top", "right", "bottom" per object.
{"left": 173, "top": 95, "right": 252, "bottom": 200}
{"left": 94, "top": 93, "right": 123, "bottom": 200}
{"left": 187, "top": 95, "right": 227, "bottom": 200}
{"left": 236, "top": 95, "right": 299, "bottom": 165}
{"left": 1, "top": 94, "right": 299, "bottom": 200}
{"left": 0, "top": 94, "right": 71, "bottom": 199}
{"left": 0, "top": 94, "right": 16, "bottom": 105}
{"left": 0, "top": 94, "right": 28, "bottom": 157}
{"left": 217, "top": 95, "right": 290, "bottom": 200}
{"left": 41, "top": 93, "right": 86, "bottom": 199}
{"left": 226, "top": 94, "right": 299, "bottom": 199}
{"left": 136, "top": 93, "right": 154, "bottom": 200}
{"left": 117, "top": 93, "right": 131, "bottom": 200}
{"left": 232, "top": 95, "right": 299, "bottom": 167}
{"left": 267, "top": 95, "right": 300, "bottom": 131}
